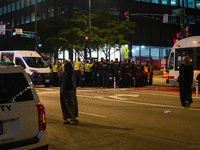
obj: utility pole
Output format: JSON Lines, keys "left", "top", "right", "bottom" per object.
{"left": 89, "top": 0, "right": 92, "bottom": 60}
{"left": 35, "top": 0, "right": 38, "bottom": 51}
{"left": 181, "top": 0, "right": 185, "bottom": 38}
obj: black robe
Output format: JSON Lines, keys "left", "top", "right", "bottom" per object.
{"left": 178, "top": 64, "right": 194, "bottom": 107}
{"left": 59, "top": 72, "right": 78, "bottom": 120}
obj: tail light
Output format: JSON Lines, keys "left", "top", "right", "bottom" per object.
{"left": 37, "top": 104, "right": 46, "bottom": 131}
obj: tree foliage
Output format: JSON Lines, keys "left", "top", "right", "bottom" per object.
{"left": 39, "top": 9, "right": 136, "bottom": 60}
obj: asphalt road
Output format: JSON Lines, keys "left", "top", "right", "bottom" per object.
{"left": 36, "top": 86, "right": 200, "bottom": 150}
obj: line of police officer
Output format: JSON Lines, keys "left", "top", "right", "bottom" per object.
{"left": 73, "top": 58, "right": 154, "bottom": 88}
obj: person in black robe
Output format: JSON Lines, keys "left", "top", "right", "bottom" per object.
{"left": 59, "top": 62, "right": 78, "bottom": 124}
{"left": 178, "top": 56, "right": 194, "bottom": 108}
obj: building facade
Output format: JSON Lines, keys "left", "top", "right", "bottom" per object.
{"left": 0, "top": 0, "right": 200, "bottom": 61}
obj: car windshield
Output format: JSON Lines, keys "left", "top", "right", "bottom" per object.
{"left": 0, "top": 73, "right": 34, "bottom": 104}
{"left": 23, "top": 57, "right": 49, "bottom": 68}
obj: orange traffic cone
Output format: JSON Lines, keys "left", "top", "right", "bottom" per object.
{"left": 163, "top": 68, "right": 168, "bottom": 78}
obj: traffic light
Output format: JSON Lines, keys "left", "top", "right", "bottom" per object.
{"left": 124, "top": 11, "right": 130, "bottom": 22}
{"left": 174, "top": 33, "right": 181, "bottom": 44}
{"left": 11, "top": 27, "right": 16, "bottom": 36}
{"left": 85, "top": 36, "right": 89, "bottom": 41}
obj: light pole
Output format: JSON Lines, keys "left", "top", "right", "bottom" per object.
{"left": 35, "top": 0, "right": 38, "bottom": 51}
{"left": 88, "top": 0, "right": 91, "bottom": 60}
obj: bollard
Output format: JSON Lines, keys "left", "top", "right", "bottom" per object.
{"left": 114, "top": 77, "right": 116, "bottom": 89}
{"left": 196, "top": 80, "right": 198, "bottom": 96}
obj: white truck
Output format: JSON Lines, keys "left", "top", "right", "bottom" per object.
{"left": 0, "top": 50, "right": 52, "bottom": 87}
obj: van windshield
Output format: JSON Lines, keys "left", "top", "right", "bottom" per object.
{"left": 0, "top": 73, "right": 34, "bottom": 104}
{"left": 23, "top": 57, "right": 49, "bottom": 68}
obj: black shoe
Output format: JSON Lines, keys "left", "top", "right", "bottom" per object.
{"left": 186, "top": 101, "right": 190, "bottom": 108}
{"left": 70, "top": 119, "right": 79, "bottom": 124}
{"left": 63, "top": 120, "right": 70, "bottom": 124}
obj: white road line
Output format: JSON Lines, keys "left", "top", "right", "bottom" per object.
{"left": 79, "top": 112, "right": 106, "bottom": 118}
{"left": 77, "top": 95, "right": 200, "bottom": 111}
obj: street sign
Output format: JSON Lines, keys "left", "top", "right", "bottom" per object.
{"left": 172, "top": 8, "right": 183, "bottom": 15}
{"left": 0, "top": 25, "right": 6, "bottom": 35}
{"left": 21, "top": 33, "right": 35, "bottom": 38}
{"left": 15, "top": 28, "right": 23, "bottom": 35}
{"left": 163, "top": 14, "right": 168, "bottom": 23}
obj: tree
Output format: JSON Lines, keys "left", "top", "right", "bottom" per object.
{"left": 44, "top": 9, "right": 136, "bottom": 60}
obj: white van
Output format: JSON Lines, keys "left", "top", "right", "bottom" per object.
{"left": 167, "top": 36, "right": 200, "bottom": 87}
{"left": 0, "top": 63, "right": 48, "bottom": 149}
{"left": 0, "top": 50, "right": 52, "bottom": 87}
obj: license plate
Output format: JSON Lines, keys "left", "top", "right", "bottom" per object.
{"left": 0, "top": 121, "right": 3, "bottom": 135}
{"left": 45, "top": 79, "right": 50, "bottom": 83}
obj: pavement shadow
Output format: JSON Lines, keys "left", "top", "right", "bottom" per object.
{"left": 69, "top": 122, "right": 133, "bottom": 131}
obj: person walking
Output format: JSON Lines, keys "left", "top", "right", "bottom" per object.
{"left": 178, "top": 56, "right": 194, "bottom": 108}
{"left": 148, "top": 62, "right": 153, "bottom": 85}
{"left": 59, "top": 62, "right": 78, "bottom": 124}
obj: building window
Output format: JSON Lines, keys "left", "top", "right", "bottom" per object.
{"left": 37, "top": 0, "right": 42, "bottom": 3}
{"left": 25, "top": 12, "right": 30, "bottom": 23}
{"left": 12, "top": 3, "right": 16, "bottom": 12}
{"left": 141, "top": 46, "right": 150, "bottom": 57}
{"left": 171, "top": 0, "right": 177, "bottom": 6}
{"left": 48, "top": 6, "right": 54, "bottom": 18}
{"left": 31, "top": 12, "right": 35, "bottom": 22}
{"left": 142, "top": 0, "right": 151, "bottom": 2}
{"left": 0, "top": 8, "right": 2, "bottom": 16}
{"left": 3, "top": 6, "right": 7, "bottom": 15}
{"left": 151, "top": 47, "right": 160, "bottom": 60}
{"left": 26, "top": 0, "right": 30, "bottom": 7}
{"left": 197, "top": 16, "right": 200, "bottom": 23}
{"left": 31, "top": 0, "right": 35, "bottom": 5}
{"left": 152, "top": 0, "right": 160, "bottom": 4}
{"left": 7, "top": 5, "right": 11, "bottom": 13}
{"left": 132, "top": 46, "right": 140, "bottom": 57}
{"left": 62, "top": 4, "right": 68, "bottom": 14}
{"left": 162, "top": 0, "right": 168, "bottom": 5}
{"left": 188, "top": 0, "right": 195, "bottom": 8}
{"left": 16, "top": 1, "right": 20, "bottom": 10}
{"left": 21, "top": 0, "right": 25, "bottom": 8}
{"left": 188, "top": 15, "right": 195, "bottom": 24}
{"left": 180, "top": 0, "right": 187, "bottom": 7}
{"left": 21, "top": 13, "right": 25, "bottom": 24}
{"left": 196, "top": 1, "right": 200, "bottom": 9}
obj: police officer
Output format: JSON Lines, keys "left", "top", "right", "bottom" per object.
{"left": 131, "top": 61, "right": 135, "bottom": 87}
{"left": 98, "top": 57, "right": 104, "bottom": 87}
{"left": 135, "top": 60, "right": 144, "bottom": 87}
{"left": 74, "top": 58, "right": 82, "bottom": 87}
{"left": 84, "top": 60, "right": 93, "bottom": 87}
{"left": 101, "top": 59, "right": 110, "bottom": 88}
{"left": 111, "top": 58, "right": 120, "bottom": 87}
{"left": 148, "top": 62, "right": 153, "bottom": 85}
{"left": 121, "top": 59, "right": 131, "bottom": 87}
{"left": 52, "top": 62, "right": 59, "bottom": 87}
{"left": 92, "top": 59, "right": 99, "bottom": 87}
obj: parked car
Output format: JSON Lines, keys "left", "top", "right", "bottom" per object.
{"left": 0, "top": 62, "right": 48, "bottom": 150}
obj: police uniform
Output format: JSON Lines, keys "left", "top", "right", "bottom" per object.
{"left": 98, "top": 60, "right": 104, "bottom": 87}
{"left": 84, "top": 62, "right": 93, "bottom": 87}
{"left": 92, "top": 61, "right": 99, "bottom": 87}
{"left": 52, "top": 63, "right": 59, "bottom": 87}
{"left": 122, "top": 61, "right": 131, "bottom": 87}
{"left": 135, "top": 64, "right": 144, "bottom": 87}
{"left": 74, "top": 61, "right": 81, "bottom": 87}
{"left": 111, "top": 61, "right": 120, "bottom": 87}
{"left": 148, "top": 64, "right": 153, "bottom": 85}
{"left": 101, "top": 61, "right": 109, "bottom": 88}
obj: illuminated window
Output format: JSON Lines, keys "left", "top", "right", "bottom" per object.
{"left": 142, "top": 0, "right": 151, "bottom": 2}
{"left": 151, "top": 47, "right": 160, "bottom": 60}
{"left": 26, "top": 0, "right": 30, "bottom": 7}
{"left": 180, "top": 0, "right": 187, "bottom": 7}
{"left": 132, "top": 46, "right": 140, "bottom": 57}
{"left": 162, "top": 0, "right": 168, "bottom": 5}
{"left": 196, "top": 1, "right": 200, "bottom": 9}
{"left": 152, "top": 0, "right": 160, "bottom": 4}
{"left": 3, "top": 6, "right": 7, "bottom": 14}
{"left": 48, "top": 6, "right": 54, "bottom": 18}
{"left": 0, "top": 8, "right": 2, "bottom": 16}
{"left": 7, "top": 5, "right": 11, "bottom": 13}
{"left": 16, "top": 1, "right": 20, "bottom": 10}
{"left": 188, "top": 0, "right": 195, "bottom": 8}
{"left": 171, "top": 0, "right": 177, "bottom": 6}
{"left": 31, "top": 0, "right": 35, "bottom": 5}
{"left": 21, "top": 0, "right": 25, "bottom": 8}
{"left": 141, "top": 46, "right": 150, "bottom": 57}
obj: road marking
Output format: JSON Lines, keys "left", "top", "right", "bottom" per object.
{"left": 79, "top": 112, "right": 106, "bottom": 118}
{"left": 109, "top": 94, "right": 139, "bottom": 100}
{"left": 77, "top": 95, "right": 200, "bottom": 111}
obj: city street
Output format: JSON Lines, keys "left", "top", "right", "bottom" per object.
{"left": 36, "top": 79, "right": 200, "bottom": 150}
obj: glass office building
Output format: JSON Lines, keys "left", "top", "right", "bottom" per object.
{"left": 0, "top": 0, "right": 199, "bottom": 61}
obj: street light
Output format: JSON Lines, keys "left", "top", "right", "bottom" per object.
{"left": 35, "top": 0, "right": 38, "bottom": 51}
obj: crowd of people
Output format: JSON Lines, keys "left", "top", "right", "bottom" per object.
{"left": 49, "top": 57, "right": 154, "bottom": 88}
